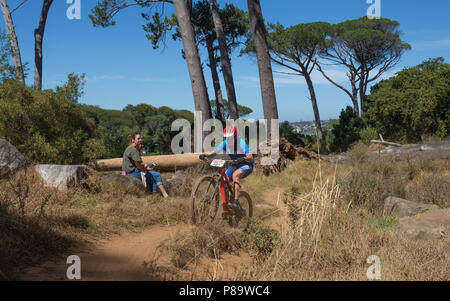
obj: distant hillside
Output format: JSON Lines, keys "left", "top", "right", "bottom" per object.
{"left": 290, "top": 120, "right": 335, "bottom": 136}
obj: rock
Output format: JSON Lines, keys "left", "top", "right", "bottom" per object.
{"left": 255, "top": 203, "right": 276, "bottom": 215}
{"left": 100, "top": 173, "right": 147, "bottom": 192}
{"left": 35, "top": 165, "right": 86, "bottom": 191}
{"left": 0, "top": 139, "right": 30, "bottom": 178}
{"left": 383, "top": 196, "right": 439, "bottom": 217}
{"left": 396, "top": 208, "right": 449, "bottom": 241}
{"left": 164, "top": 170, "right": 186, "bottom": 193}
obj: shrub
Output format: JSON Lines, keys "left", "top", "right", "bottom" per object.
{"left": 405, "top": 170, "right": 450, "bottom": 208}
{"left": 240, "top": 219, "right": 280, "bottom": 261}
{"left": 0, "top": 81, "right": 104, "bottom": 164}
{"left": 330, "top": 106, "right": 364, "bottom": 152}
{"left": 365, "top": 58, "right": 450, "bottom": 143}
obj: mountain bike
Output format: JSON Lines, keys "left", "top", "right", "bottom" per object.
{"left": 190, "top": 156, "right": 253, "bottom": 231}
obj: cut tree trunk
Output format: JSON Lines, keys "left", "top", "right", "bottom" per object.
{"left": 173, "top": 0, "right": 212, "bottom": 126}
{"left": 95, "top": 153, "right": 203, "bottom": 172}
{"left": 0, "top": 0, "right": 24, "bottom": 83}
{"left": 34, "top": 0, "right": 54, "bottom": 91}
{"left": 246, "top": 0, "right": 278, "bottom": 138}
{"left": 209, "top": 0, "right": 238, "bottom": 120}
{"left": 370, "top": 140, "right": 402, "bottom": 147}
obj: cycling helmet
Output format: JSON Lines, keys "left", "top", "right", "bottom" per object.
{"left": 223, "top": 126, "right": 237, "bottom": 138}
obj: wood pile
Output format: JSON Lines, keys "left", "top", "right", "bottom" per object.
{"left": 254, "top": 138, "right": 327, "bottom": 176}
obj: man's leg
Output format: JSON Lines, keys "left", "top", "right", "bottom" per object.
{"left": 149, "top": 171, "right": 168, "bottom": 198}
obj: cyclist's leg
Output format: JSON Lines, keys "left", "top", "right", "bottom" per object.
{"left": 225, "top": 166, "right": 234, "bottom": 182}
{"left": 231, "top": 164, "right": 253, "bottom": 202}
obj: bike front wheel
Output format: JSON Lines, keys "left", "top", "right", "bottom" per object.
{"left": 190, "top": 175, "right": 220, "bottom": 225}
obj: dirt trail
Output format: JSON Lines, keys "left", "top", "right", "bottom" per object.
{"left": 17, "top": 223, "right": 251, "bottom": 281}
{"left": 17, "top": 186, "right": 286, "bottom": 281}
{"left": 18, "top": 225, "right": 186, "bottom": 281}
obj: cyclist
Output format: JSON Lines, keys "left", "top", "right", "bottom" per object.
{"left": 200, "top": 126, "right": 254, "bottom": 209}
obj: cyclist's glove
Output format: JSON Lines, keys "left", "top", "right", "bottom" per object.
{"left": 199, "top": 154, "right": 206, "bottom": 160}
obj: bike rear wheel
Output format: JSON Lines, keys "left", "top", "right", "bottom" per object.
{"left": 229, "top": 191, "right": 253, "bottom": 231}
{"left": 190, "top": 175, "right": 220, "bottom": 225}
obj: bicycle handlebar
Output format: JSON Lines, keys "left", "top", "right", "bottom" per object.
{"left": 199, "top": 156, "right": 245, "bottom": 164}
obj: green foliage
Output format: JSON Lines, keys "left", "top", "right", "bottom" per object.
{"left": 79, "top": 104, "right": 138, "bottom": 159}
{"left": 55, "top": 73, "right": 86, "bottom": 104}
{"left": 330, "top": 106, "right": 364, "bottom": 152}
{"left": 82, "top": 103, "right": 195, "bottom": 158}
{"left": 143, "top": 0, "right": 249, "bottom": 54}
{"left": 359, "top": 126, "right": 378, "bottom": 144}
{"left": 364, "top": 58, "right": 450, "bottom": 143}
{"left": 210, "top": 99, "right": 253, "bottom": 119}
{"left": 280, "top": 121, "right": 306, "bottom": 147}
{"left": 0, "top": 30, "right": 15, "bottom": 82}
{"left": 0, "top": 81, "right": 103, "bottom": 164}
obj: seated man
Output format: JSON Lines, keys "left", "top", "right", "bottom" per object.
{"left": 122, "top": 132, "right": 168, "bottom": 198}
{"left": 202, "top": 126, "right": 254, "bottom": 207}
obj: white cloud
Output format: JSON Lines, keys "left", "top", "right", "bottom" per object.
{"left": 87, "top": 75, "right": 125, "bottom": 82}
{"left": 412, "top": 39, "right": 450, "bottom": 50}
{"left": 236, "top": 67, "right": 349, "bottom": 88}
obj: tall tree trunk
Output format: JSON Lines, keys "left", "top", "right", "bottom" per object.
{"left": 0, "top": 0, "right": 24, "bottom": 83}
{"left": 359, "top": 69, "right": 367, "bottom": 115}
{"left": 209, "top": 0, "right": 238, "bottom": 120}
{"left": 173, "top": 0, "right": 212, "bottom": 125}
{"left": 34, "top": 0, "right": 54, "bottom": 91}
{"left": 246, "top": 0, "right": 278, "bottom": 139}
{"left": 206, "top": 38, "right": 225, "bottom": 122}
{"left": 304, "top": 73, "right": 323, "bottom": 143}
{"left": 351, "top": 78, "right": 360, "bottom": 117}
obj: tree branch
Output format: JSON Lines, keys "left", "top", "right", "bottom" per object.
{"left": 11, "top": 0, "right": 28, "bottom": 14}
{"left": 315, "top": 62, "right": 353, "bottom": 99}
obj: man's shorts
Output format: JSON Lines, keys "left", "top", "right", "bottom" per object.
{"left": 225, "top": 163, "right": 253, "bottom": 180}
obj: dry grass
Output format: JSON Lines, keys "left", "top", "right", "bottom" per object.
{"left": 162, "top": 221, "right": 242, "bottom": 270}
{"left": 1, "top": 145, "right": 449, "bottom": 281}
{"left": 234, "top": 168, "right": 449, "bottom": 280}
{"left": 339, "top": 142, "right": 450, "bottom": 212}
{"left": 0, "top": 165, "right": 191, "bottom": 279}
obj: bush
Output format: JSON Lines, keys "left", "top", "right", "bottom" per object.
{"left": 364, "top": 58, "right": 450, "bottom": 143}
{"left": 405, "top": 170, "right": 450, "bottom": 208}
{"left": 240, "top": 219, "right": 280, "bottom": 261}
{"left": 330, "top": 106, "right": 364, "bottom": 152}
{"left": 0, "top": 81, "right": 104, "bottom": 164}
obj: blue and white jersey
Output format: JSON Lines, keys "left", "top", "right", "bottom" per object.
{"left": 214, "top": 138, "right": 254, "bottom": 166}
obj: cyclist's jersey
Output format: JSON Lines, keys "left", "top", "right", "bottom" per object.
{"left": 214, "top": 138, "right": 254, "bottom": 167}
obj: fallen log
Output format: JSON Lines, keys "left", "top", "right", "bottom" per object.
{"left": 95, "top": 153, "right": 203, "bottom": 172}
{"left": 370, "top": 140, "right": 402, "bottom": 147}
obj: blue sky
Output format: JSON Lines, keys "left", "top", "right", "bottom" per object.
{"left": 2, "top": 0, "right": 449, "bottom": 122}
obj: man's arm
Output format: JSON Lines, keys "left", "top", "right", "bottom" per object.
{"left": 134, "top": 160, "right": 153, "bottom": 171}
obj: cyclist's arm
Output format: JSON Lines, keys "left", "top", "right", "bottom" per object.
{"left": 204, "top": 151, "right": 216, "bottom": 157}
{"left": 204, "top": 140, "right": 226, "bottom": 157}
{"left": 245, "top": 153, "right": 254, "bottom": 162}
{"left": 241, "top": 139, "right": 254, "bottom": 163}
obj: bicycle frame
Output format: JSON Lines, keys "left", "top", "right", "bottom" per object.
{"left": 218, "top": 167, "right": 233, "bottom": 217}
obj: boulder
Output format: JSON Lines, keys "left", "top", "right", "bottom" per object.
{"left": 0, "top": 139, "right": 30, "bottom": 178}
{"left": 100, "top": 173, "right": 147, "bottom": 192}
{"left": 164, "top": 170, "right": 186, "bottom": 192}
{"left": 35, "top": 165, "right": 86, "bottom": 191}
{"left": 396, "top": 208, "right": 449, "bottom": 241}
{"left": 383, "top": 196, "right": 439, "bottom": 217}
